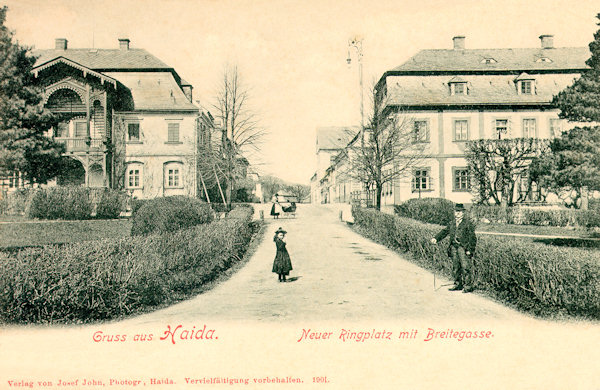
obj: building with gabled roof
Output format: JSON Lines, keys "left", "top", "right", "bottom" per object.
{"left": 8, "top": 37, "right": 202, "bottom": 199}
{"left": 368, "top": 34, "right": 590, "bottom": 208}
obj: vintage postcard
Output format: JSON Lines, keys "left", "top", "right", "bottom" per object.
{"left": 1, "top": 0, "right": 599, "bottom": 389}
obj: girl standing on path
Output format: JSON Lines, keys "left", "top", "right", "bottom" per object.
{"left": 272, "top": 227, "right": 293, "bottom": 282}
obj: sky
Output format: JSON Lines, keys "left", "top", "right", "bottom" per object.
{"left": 3, "top": 0, "right": 599, "bottom": 184}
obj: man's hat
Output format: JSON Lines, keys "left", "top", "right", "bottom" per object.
{"left": 454, "top": 203, "right": 466, "bottom": 211}
{"left": 275, "top": 227, "right": 287, "bottom": 234}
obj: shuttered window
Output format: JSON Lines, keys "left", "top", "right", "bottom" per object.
{"left": 167, "top": 123, "right": 180, "bottom": 143}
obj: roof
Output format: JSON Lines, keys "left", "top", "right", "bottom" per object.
{"left": 33, "top": 48, "right": 172, "bottom": 71}
{"left": 104, "top": 72, "right": 198, "bottom": 111}
{"left": 385, "top": 73, "right": 580, "bottom": 107}
{"left": 316, "top": 126, "right": 359, "bottom": 151}
{"left": 391, "top": 47, "right": 589, "bottom": 74}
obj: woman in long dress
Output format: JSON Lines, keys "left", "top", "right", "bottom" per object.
{"left": 272, "top": 227, "right": 292, "bottom": 282}
{"left": 270, "top": 194, "right": 282, "bottom": 219}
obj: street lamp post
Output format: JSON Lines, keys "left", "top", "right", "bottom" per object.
{"left": 347, "top": 37, "right": 364, "bottom": 130}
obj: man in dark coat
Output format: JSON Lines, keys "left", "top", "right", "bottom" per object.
{"left": 430, "top": 203, "right": 477, "bottom": 292}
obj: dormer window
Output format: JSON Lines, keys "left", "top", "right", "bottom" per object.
{"left": 448, "top": 77, "right": 468, "bottom": 95}
{"left": 515, "top": 73, "right": 536, "bottom": 95}
{"left": 520, "top": 80, "right": 533, "bottom": 94}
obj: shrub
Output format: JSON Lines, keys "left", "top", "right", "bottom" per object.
{"left": 0, "top": 205, "right": 255, "bottom": 324}
{"left": 131, "top": 196, "right": 214, "bottom": 235}
{"left": 394, "top": 198, "right": 455, "bottom": 226}
{"left": 352, "top": 206, "right": 600, "bottom": 318}
{"left": 0, "top": 189, "right": 36, "bottom": 216}
{"left": 28, "top": 187, "right": 93, "bottom": 220}
{"left": 95, "top": 189, "right": 126, "bottom": 219}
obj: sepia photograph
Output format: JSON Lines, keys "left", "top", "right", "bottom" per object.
{"left": 1, "top": 0, "right": 599, "bottom": 388}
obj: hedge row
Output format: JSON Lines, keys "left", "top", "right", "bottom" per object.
{"left": 0, "top": 187, "right": 126, "bottom": 220}
{"left": 0, "top": 189, "right": 35, "bottom": 216}
{"left": 0, "top": 206, "right": 255, "bottom": 324}
{"left": 470, "top": 204, "right": 600, "bottom": 228}
{"left": 394, "top": 198, "right": 455, "bottom": 225}
{"left": 352, "top": 206, "right": 600, "bottom": 318}
{"left": 130, "top": 196, "right": 214, "bottom": 235}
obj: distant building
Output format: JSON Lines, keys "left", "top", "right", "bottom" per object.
{"left": 1, "top": 38, "right": 201, "bottom": 199}
{"left": 311, "top": 126, "right": 358, "bottom": 203}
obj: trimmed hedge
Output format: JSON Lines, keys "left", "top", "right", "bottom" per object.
{"left": 353, "top": 206, "right": 600, "bottom": 318}
{"left": 95, "top": 189, "right": 127, "bottom": 219}
{"left": 2, "top": 187, "right": 126, "bottom": 220}
{"left": 0, "top": 189, "right": 35, "bottom": 216}
{"left": 28, "top": 187, "right": 93, "bottom": 220}
{"left": 130, "top": 196, "right": 214, "bottom": 235}
{"left": 394, "top": 198, "right": 455, "bottom": 225}
{"left": 0, "top": 206, "right": 255, "bottom": 324}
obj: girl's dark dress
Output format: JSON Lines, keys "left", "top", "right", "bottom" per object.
{"left": 272, "top": 237, "right": 292, "bottom": 275}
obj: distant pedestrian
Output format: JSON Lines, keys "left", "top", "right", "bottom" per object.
{"left": 270, "top": 193, "right": 282, "bottom": 219}
{"left": 272, "top": 227, "right": 292, "bottom": 282}
{"left": 430, "top": 203, "right": 477, "bottom": 293}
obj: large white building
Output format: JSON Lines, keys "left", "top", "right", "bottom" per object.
{"left": 318, "top": 35, "right": 589, "bottom": 210}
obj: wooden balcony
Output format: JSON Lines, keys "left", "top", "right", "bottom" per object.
{"left": 55, "top": 137, "right": 106, "bottom": 152}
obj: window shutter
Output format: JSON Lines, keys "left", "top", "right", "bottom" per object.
{"left": 168, "top": 123, "right": 179, "bottom": 142}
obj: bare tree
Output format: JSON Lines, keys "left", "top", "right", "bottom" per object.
{"left": 341, "top": 86, "right": 427, "bottom": 210}
{"left": 208, "top": 65, "right": 264, "bottom": 208}
{"left": 465, "top": 138, "right": 549, "bottom": 206}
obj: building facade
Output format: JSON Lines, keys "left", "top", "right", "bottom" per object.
{"left": 311, "top": 126, "right": 358, "bottom": 203}
{"left": 1, "top": 38, "right": 201, "bottom": 199}
{"left": 320, "top": 35, "right": 589, "bottom": 209}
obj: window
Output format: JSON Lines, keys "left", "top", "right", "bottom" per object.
{"left": 164, "top": 162, "right": 183, "bottom": 188}
{"left": 413, "top": 120, "right": 430, "bottom": 143}
{"left": 55, "top": 122, "right": 69, "bottom": 138}
{"left": 412, "top": 169, "right": 431, "bottom": 192}
{"left": 127, "top": 123, "right": 140, "bottom": 142}
{"left": 549, "top": 118, "right": 562, "bottom": 137}
{"left": 454, "top": 120, "right": 469, "bottom": 141}
{"left": 522, "top": 118, "right": 537, "bottom": 138}
{"left": 494, "top": 119, "right": 508, "bottom": 139}
{"left": 127, "top": 164, "right": 142, "bottom": 188}
{"left": 167, "top": 123, "right": 180, "bottom": 143}
{"left": 451, "top": 82, "right": 467, "bottom": 95}
{"left": 520, "top": 80, "right": 533, "bottom": 95}
{"left": 74, "top": 121, "right": 87, "bottom": 138}
{"left": 453, "top": 168, "right": 470, "bottom": 192}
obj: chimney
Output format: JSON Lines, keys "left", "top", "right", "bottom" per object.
{"left": 539, "top": 34, "right": 554, "bottom": 49}
{"left": 119, "top": 38, "right": 130, "bottom": 50}
{"left": 55, "top": 38, "right": 68, "bottom": 50}
{"left": 453, "top": 36, "right": 465, "bottom": 50}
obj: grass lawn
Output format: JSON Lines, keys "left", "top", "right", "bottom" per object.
{"left": 476, "top": 222, "right": 595, "bottom": 238}
{"left": 477, "top": 223, "right": 600, "bottom": 250}
{"left": 0, "top": 219, "right": 132, "bottom": 248}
